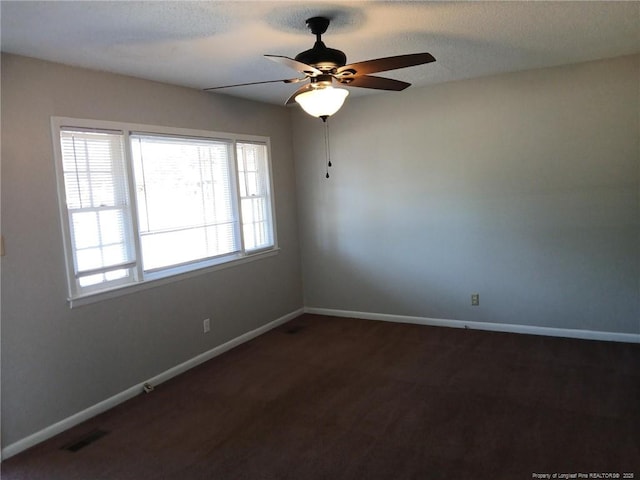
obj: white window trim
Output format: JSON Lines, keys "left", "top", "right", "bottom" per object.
{"left": 51, "top": 117, "right": 278, "bottom": 308}
{"left": 67, "top": 248, "right": 280, "bottom": 308}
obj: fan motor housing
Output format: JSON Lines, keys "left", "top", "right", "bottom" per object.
{"left": 295, "top": 42, "right": 347, "bottom": 72}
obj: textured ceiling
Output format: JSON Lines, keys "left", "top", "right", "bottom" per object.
{"left": 1, "top": 1, "right": 639, "bottom": 106}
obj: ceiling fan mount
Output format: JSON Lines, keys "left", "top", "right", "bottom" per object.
{"left": 305, "top": 16, "right": 330, "bottom": 37}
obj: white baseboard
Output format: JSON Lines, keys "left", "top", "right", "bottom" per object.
{"left": 304, "top": 307, "right": 640, "bottom": 344}
{"left": 1, "top": 308, "right": 304, "bottom": 461}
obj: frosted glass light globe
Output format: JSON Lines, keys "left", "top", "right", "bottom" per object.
{"left": 295, "top": 87, "right": 349, "bottom": 118}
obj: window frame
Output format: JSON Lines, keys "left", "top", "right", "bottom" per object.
{"left": 51, "top": 117, "right": 278, "bottom": 307}
{"left": 236, "top": 141, "right": 275, "bottom": 253}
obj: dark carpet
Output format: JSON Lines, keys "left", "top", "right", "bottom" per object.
{"left": 2, "top": 314, "right": 639, "bottom": 479}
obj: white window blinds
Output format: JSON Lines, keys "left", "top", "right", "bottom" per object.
{"left": 59, "top": 129, "right": 136, "bottom": 290}
{"left": 130, "top": 134, "right": 240, "bottom": 271}
{"left": 237, "top": 142, "right": 274, "bottom": 251}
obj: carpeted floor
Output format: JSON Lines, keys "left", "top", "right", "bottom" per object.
{"left": 2, "top": 314, "right": 639, "bottom": 479}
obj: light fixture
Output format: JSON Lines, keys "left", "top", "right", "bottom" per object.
{"left": 295, "top": 86, "right": 349, "bottom": 122}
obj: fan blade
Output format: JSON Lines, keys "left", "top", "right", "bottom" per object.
{"left": 204, "top": 77, "right": 303, "bottom": 91}
{"left": 265, "top": 55, "right": 323, "bottom": 76}
{"left": 339, "top": 75, "right": 410, "bottom": 91}
{"left": 285, "top": 83, "right": 315, "bottom": 106}
{"left": 336, "top": 52, "right": 435, "bottom": 76}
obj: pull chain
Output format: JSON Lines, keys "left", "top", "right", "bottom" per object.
{"left": 323, "top": 117, "right": 332, "bottom": 178}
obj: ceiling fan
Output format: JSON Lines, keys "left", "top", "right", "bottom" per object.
{"left": 205, "top": 16, "right": 436, "bottom": 120}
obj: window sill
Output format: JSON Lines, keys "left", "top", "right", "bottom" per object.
{"left": 67, "top": 248, "right": 280, "bottom": 308}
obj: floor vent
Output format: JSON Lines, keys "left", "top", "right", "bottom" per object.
{"left": 61, "top": 429, "right": 109, "bottom": 452}
{"left": 286, "top": 325, "right": 305, "bottom": 334}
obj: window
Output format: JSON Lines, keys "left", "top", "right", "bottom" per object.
{"left": 52, "top": 118, "right": 276, "bottom": 304}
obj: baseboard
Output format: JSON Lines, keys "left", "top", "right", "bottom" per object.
{"left": 1, "top": 307, "right": 304, "bottom": 461}
{"left": 304, "top": 307, "right": 640, "bottom": 344}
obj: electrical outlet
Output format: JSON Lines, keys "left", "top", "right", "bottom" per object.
{"left": 471, "top": 293, "right": 480, "bottom": 306}
{"left": 203, "top": 318, "right": 211, "bottom": 333}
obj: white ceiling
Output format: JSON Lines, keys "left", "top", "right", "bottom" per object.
{"left": 1, "top": 1, "right": 639, "bottom": 106}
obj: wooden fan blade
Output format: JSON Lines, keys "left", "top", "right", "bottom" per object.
{"left": 204, "top": 77, "right": 303, "bottom": 91}
{"left": 336, "top": 52, "right": 435, "bottom": 76}
{"left": 265, "top": 55, "right": 323, "bottom": 76}
{"left": 285, "top": 83, "right": 314, "bottom": 106}
{"left": 339, "top": 75, "right": 411, "bottom": 91}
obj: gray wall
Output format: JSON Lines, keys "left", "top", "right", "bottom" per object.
{"left": 293, "top": 54, "right": 639, "bottom": 334}
{"left": 1, "top": 54, "right": 303, "bottom": 446}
